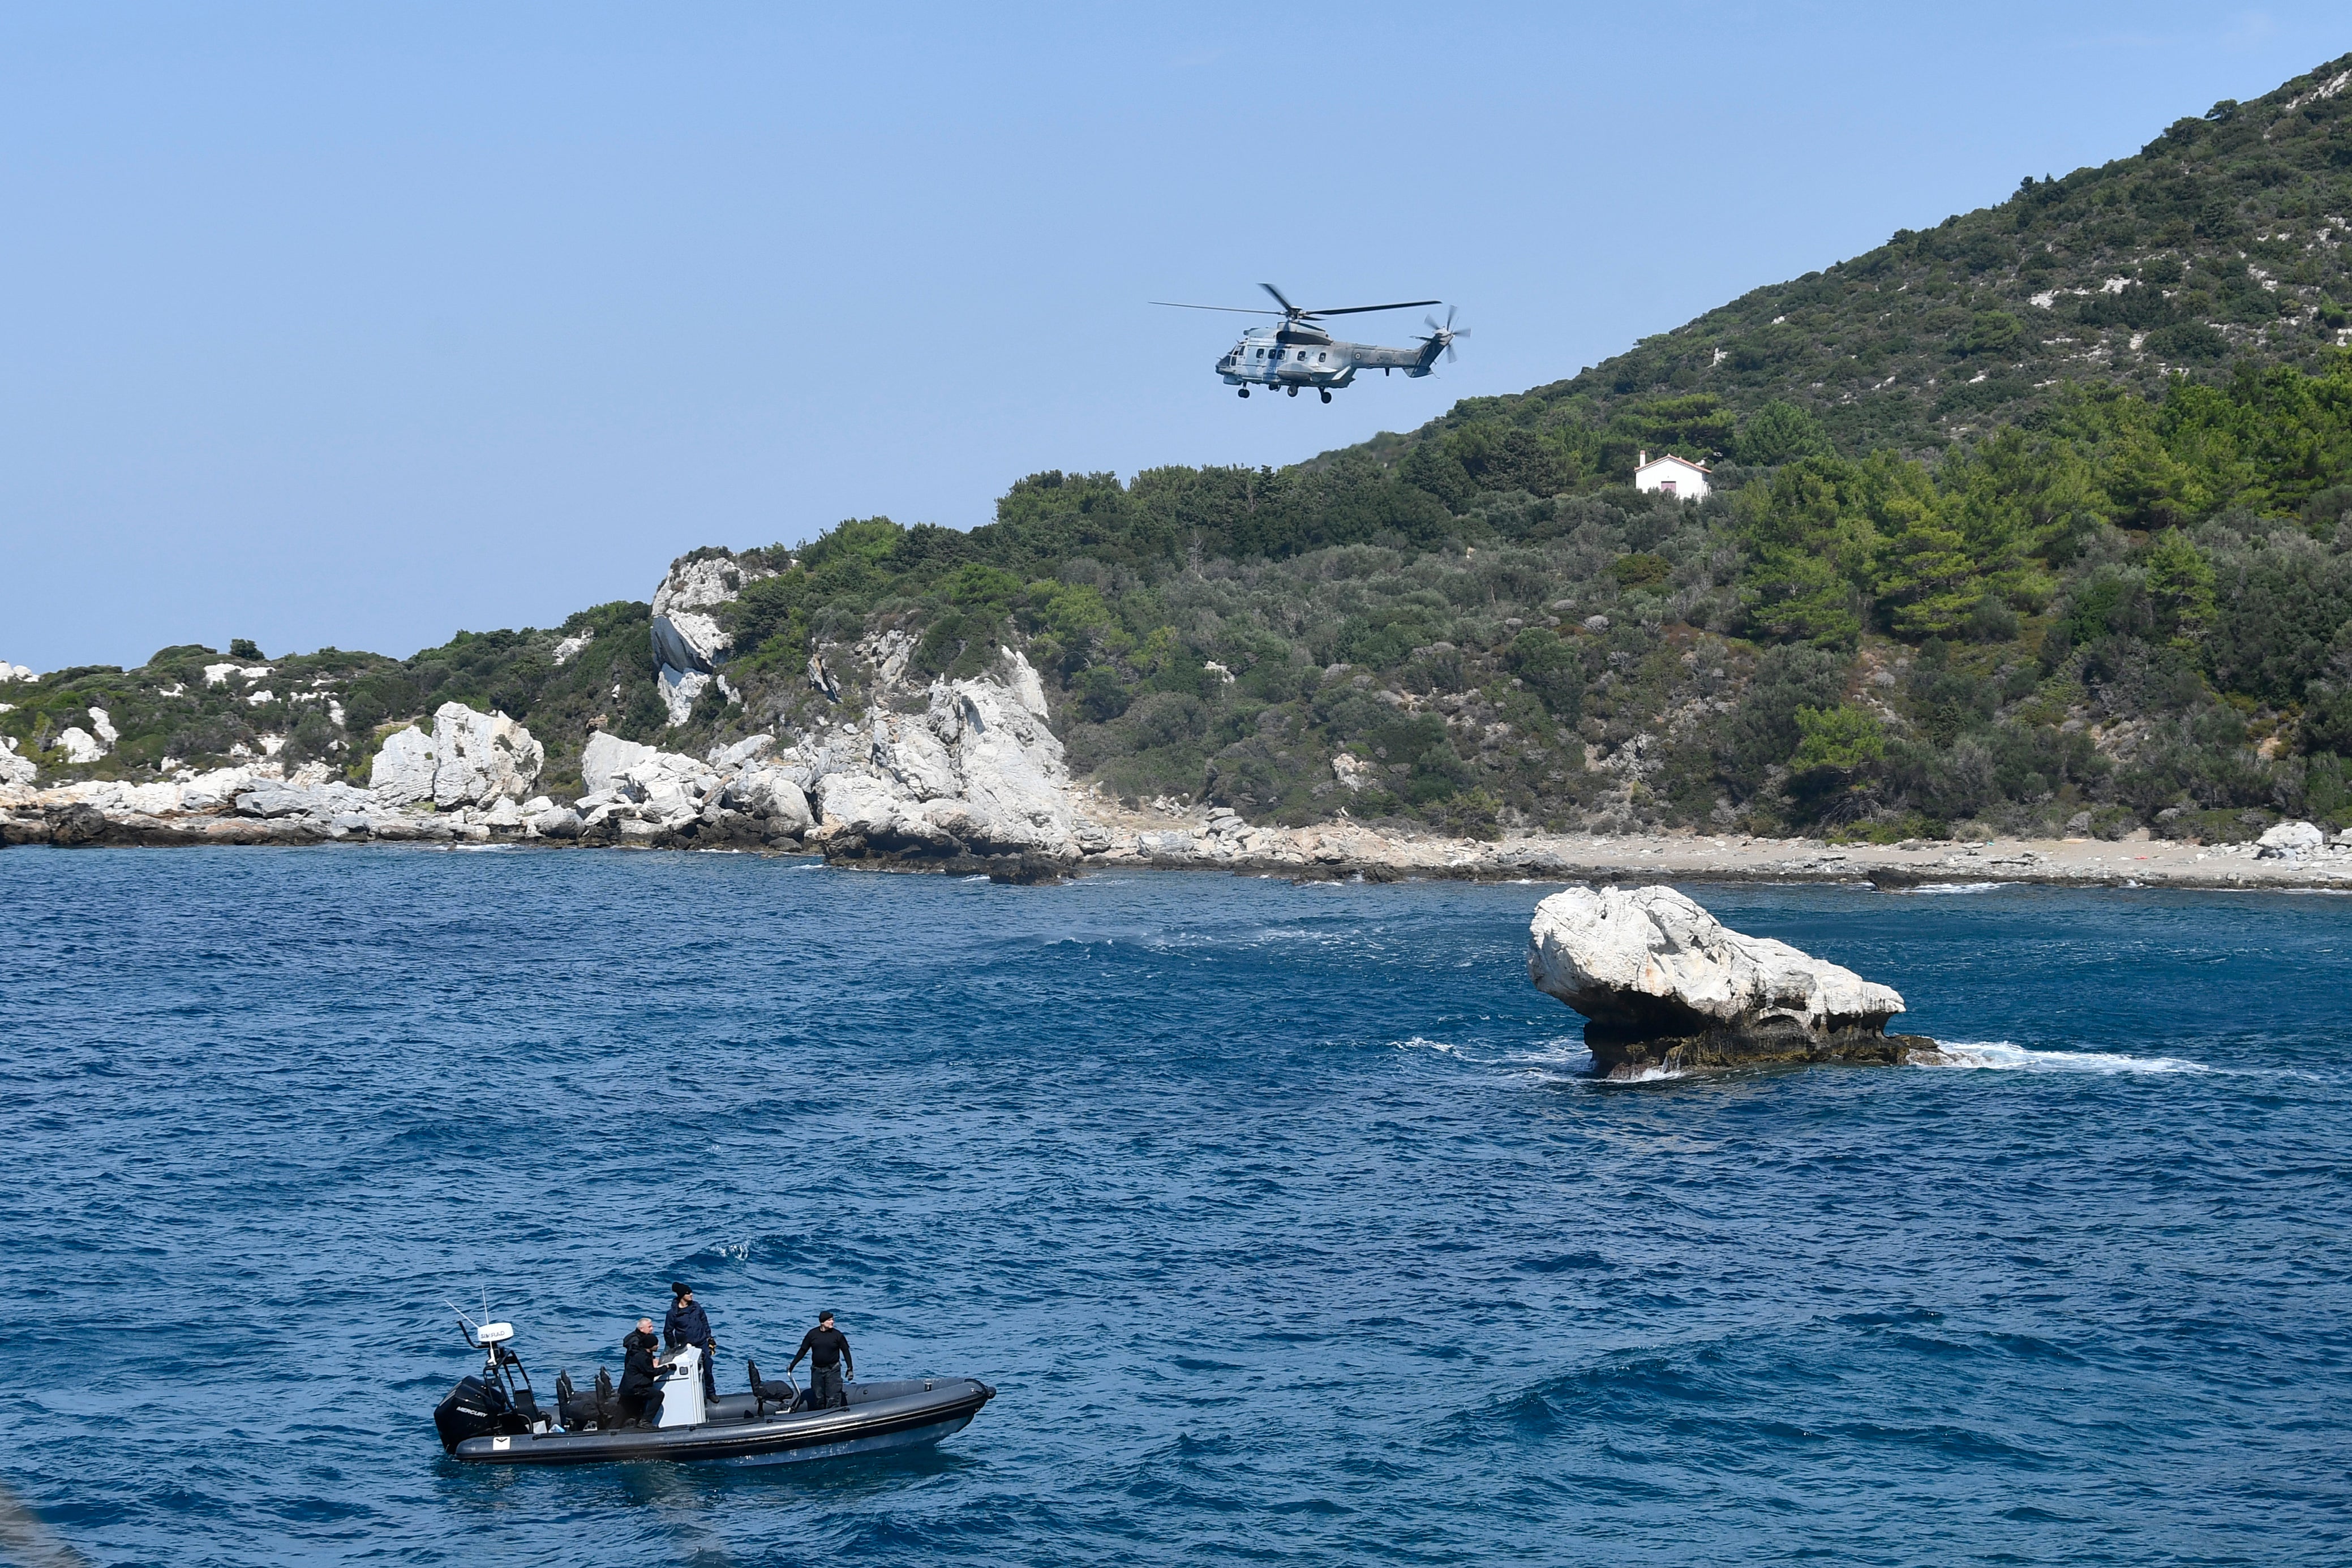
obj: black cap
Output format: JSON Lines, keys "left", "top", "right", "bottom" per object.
{"left": 819, "top": 1309, "right": 835, "bottom": 1321}
{"left": 671, "top": 1281, "right": 690, "bottom": 1298}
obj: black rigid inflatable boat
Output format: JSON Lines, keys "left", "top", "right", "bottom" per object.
{"left": 432, "top": 1318, "right": 994, "bottom": 1468}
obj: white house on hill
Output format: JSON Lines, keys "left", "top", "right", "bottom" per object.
{"left": 1633, "top": 450, "right": 1711, "bottom": 502}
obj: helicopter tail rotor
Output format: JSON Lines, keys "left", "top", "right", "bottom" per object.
{"left": 1418, "top": 306, "right": 1470, "bottom": 364}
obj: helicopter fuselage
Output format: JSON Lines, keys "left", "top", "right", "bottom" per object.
{"left": 1217, "top": 327, "right": 1439, "bottom": 392}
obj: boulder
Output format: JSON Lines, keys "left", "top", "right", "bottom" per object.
{"left": 727, "top": 767, "right": 812, "bottom": 834}
{"left": 711, "top": 733, "right": 775, "bottom": 770}
{"left": 581, "top": 731, "right": 658, "bottom": 794}
{"left": 370, "top": 725, "right": 438, "bottom": 804}
{"left": 1527, "top": 885, "right": 1935, "bottom": 1077}
{"left": 0, "top": 739, "right": 34, "bottom": 788}
{"left": 46, "top": 802, "right": 110, "bottom": 846}
{"left": 530, "top": 805, "right": 582, "bottom": 839}
{"left": 431, "top": 702, "right": 542, "bottom": 808}
{"left": 814, "top": 771, "right": 912, "bottom": 840}
{"left": 2256, "top": 819, "right": 2325, "bottom": 859}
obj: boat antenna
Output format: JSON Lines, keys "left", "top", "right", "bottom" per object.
{"left": 446, "top": 1298, "right": 484, "bottom": 1348}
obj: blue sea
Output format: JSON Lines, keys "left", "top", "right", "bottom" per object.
{"left": 4, "top": 847, "right": 2349, "bottom": 1565}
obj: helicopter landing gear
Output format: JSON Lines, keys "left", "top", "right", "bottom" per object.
{"left": 1238, "top": 387, "right": 1249, "bottom": 398}
{"left": 1319, "top": 389, "right": 1332, "bottom": 403}
{"left": 1286, "top": 385, "right": 1298, "bottom": 398}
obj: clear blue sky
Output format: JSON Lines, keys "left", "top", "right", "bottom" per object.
{"left": 3, "top": 3, "right": 2346, "bottom": 672}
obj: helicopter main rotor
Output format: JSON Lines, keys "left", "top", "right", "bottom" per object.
{"left": 1150, "top": 283, "right": 1443, "bottom": 332}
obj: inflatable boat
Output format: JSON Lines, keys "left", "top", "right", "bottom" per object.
{"left": 432, "top": 1317, "right": 994, "bottom": 1468}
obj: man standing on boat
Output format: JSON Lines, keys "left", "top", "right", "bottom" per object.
{"left": 664, "top": 1282, "right": 719, "bottom": 1401}
{"left": 788, "top": 1310, "right": 853, "bottom": 1410}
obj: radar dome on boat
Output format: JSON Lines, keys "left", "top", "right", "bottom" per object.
{"left": 477, "top": 1322, "right": 514, "bottom": 1345}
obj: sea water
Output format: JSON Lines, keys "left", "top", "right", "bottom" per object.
{"left": 3, "top": 847, "right": 2347, "bottom": 1565}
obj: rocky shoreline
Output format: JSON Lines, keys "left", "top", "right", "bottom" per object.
{"left": 8, "top": 762, "right": 2352, "bottom": 892}
{"left": 11, "top": 544, "right": 2352, "bottom": 892}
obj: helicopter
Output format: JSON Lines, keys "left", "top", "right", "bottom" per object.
{"left": 1152, "top": 283, "right": 1468, "bottom": 401}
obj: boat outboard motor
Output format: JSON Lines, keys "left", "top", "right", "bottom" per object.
{"left": 434, "top": 1318, "right": 543, "bottom": 1453}
{"left": 434, "top": 1374, "right": 510, "bottom": 1453}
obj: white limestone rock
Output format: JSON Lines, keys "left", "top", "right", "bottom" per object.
{"left": 658, "top": 665, "right": 711, "bottom": 726}
{"left": 531, "top": 805, "right": 583, "bottom": 839}
{"left": 430, "top": 702, "right": 543, "bottom": 809}
{"left": 1530, "top": 884, "right": 1903, "bottom": 1031}
{"left": 235, "top": 781, "right": 379, "bottom": 820}
{"left": 711, "top": 733, "right": 775, "bottom": 770}
{"left": 56, "top": 727, "right": 105, "bottom": 764}
{"left": 928, "top": 671, "right": 1079, "bottom": 854}
{"left": 1002, "top": 647, "right": 1050, "bottom": 719}
{"left": 2256, "top": 819, "right": 2325, "bottom": 859}
{"left": 580, "top": 731, "right": 658, "bottom": 794}
{"left": 651, "top": 552, "right": 773, "bottom": 675}
{"left": 870, "top": 714, "right": 961, "bottom": 800}
{"left": 1528, "top": 885, "right": 1919, "bottom": 1076}
{"left": 370, "top": 725, "right": 438, "bottom": 804}
{"left": 0, "top": 737, "right": 36, "bottom": 788}
{"left": 813, "top": 771, "right": 924, "bottom": 841}
{"left": 482, "top": 796, "right": 526, "bottom": 830}
{"left": 727, "top": 767, "right": 812, "bottom": 833}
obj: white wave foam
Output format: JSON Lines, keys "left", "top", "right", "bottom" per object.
{"left": 1917, "top": 1039, "right": 2212, "bottom": 1075}
{"left": 1600, "top": 1063, "right": 1690, "bottom": 1084}
{"left": 1393, "top": 1036, "right": 1460, "bottom": 1056}
{"left": 1507, "top": 1036, "right": 1591, "bottom": 1067}
{"left": 1905, "top": 881, "right": 2006, "bottom": 895}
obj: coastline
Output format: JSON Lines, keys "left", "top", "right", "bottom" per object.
{"left": 1060, "top": 805, "right": 2352, "bottom": 892}
{"left": 8, "top": 776, "right": 2346, "bottom": 892}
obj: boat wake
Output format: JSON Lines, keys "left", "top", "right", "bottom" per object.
{"left": 1917, "top": 1040, "right": 2211, "bottom": 1075}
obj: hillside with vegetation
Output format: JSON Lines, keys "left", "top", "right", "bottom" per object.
{"left": 10, "top": 54, "right": 2352, "bottom": 847}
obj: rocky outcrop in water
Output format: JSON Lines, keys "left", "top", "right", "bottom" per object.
{"left": 1526, "top": 884, "right": 1937, "bottom": 1076}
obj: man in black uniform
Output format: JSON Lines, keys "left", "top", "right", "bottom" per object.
{"left": 617, "top": 1317, "right": 663, "bottom": 1428}
{"left": 788, "top": 1310, "right": 853, "bottom": 1410}
{"left": 663, "top": 1282, "right": 719, "bottom": 1401}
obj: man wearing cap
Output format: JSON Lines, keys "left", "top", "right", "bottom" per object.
{"left": 664, "top": 1282, "right": 719, "bottom": 1401}
{"left": 788, "top": 1311, "right": 853, "bottom": 1411}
